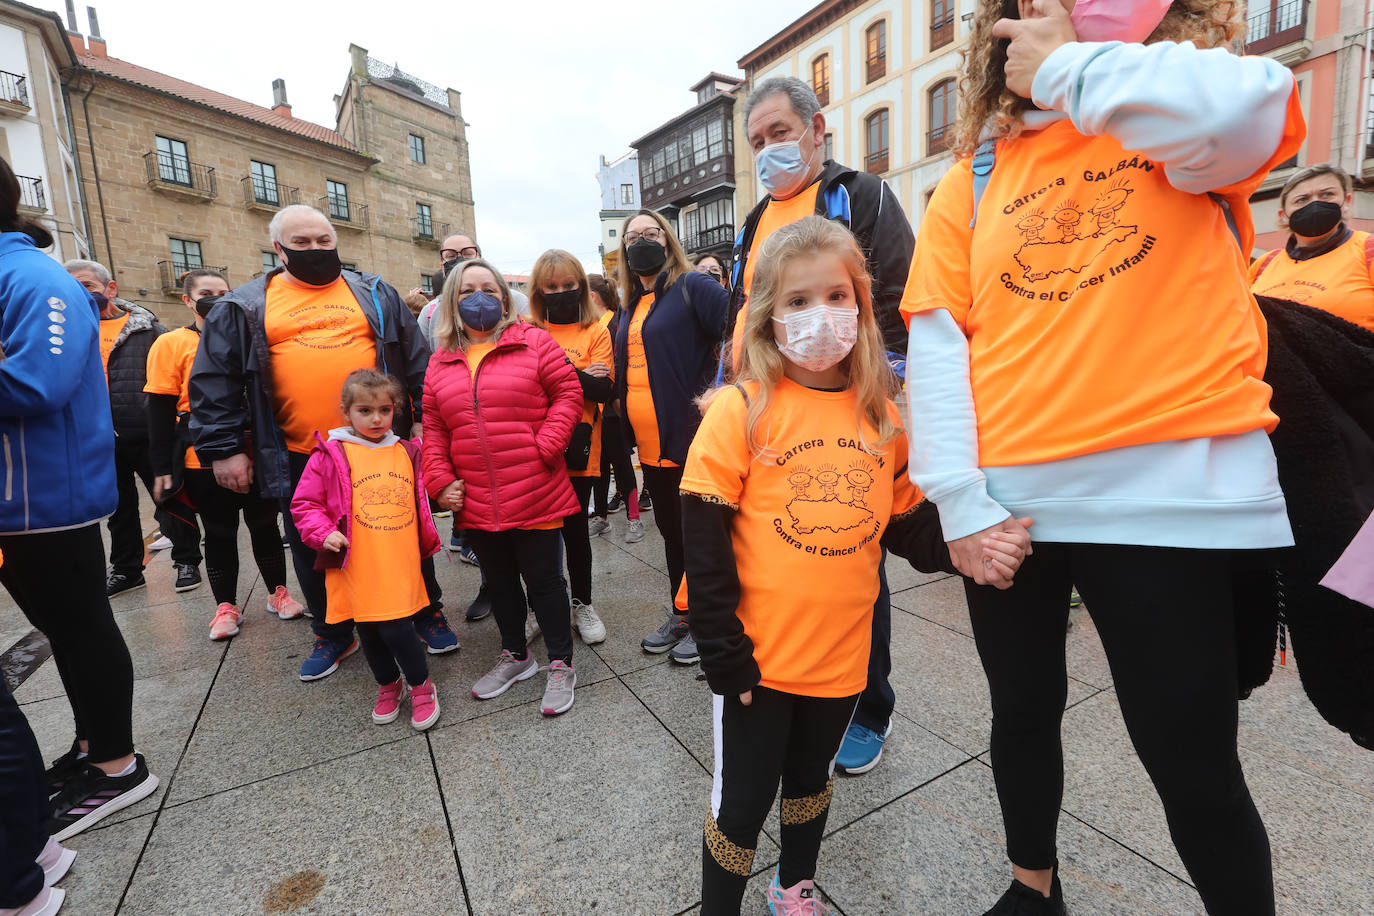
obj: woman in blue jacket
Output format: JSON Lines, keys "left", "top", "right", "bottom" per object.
{"left": 613, "top": 209, "right": 729, "bottom": 664}
{"left": 0, "top": 158, "right": 159, "bottom": 851}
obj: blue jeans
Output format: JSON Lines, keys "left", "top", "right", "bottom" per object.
{"left": 852, "top": 552, "right": 894, "bottom": 733}
{"left": 0, "top": 679, "right": 46, "bottom": 908}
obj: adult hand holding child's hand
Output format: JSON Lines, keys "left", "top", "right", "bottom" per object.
{"left": 992, "top": 0, "right": 1078, "bottom": 98}
{"left": 440, "top": 480, "right": 465, "bottom": 513}
{"left": 948, "top": 517, "right": 1033, "bottom": 589}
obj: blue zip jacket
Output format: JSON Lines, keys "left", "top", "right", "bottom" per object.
{"left": 613, "top": 269, "right": 729, "bottom": 465}
{"left": 0, "top": 232, "right": 117, "bottom": 533}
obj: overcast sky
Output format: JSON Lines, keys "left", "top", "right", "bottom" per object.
{"left": 39, "top": 0, "right": 819, "bottom": 275}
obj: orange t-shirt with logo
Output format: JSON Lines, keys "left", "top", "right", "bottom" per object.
{"left": 1249, "top": 231, "right": 1374, "bottom": 331}
{"left": 98, "top": 311, "right": 128, "bottom": 374}
{"left": 324, "top": 440, "right": 428, "bottom": 624}
{"left": 547, "top": 321, "right": 614, "bottom": 478}
{"left": 264, "top": 277, "right": 376, "bottom": 454}
{"left": 680, "top": 379, "right": 922, "bottom": 697}
{"left": 143, "top": 326, "right": 204, "bottom": 470}
{"left": 625, "top": 292, "right": 677, "bottom": 468}
{"left": 901, "top": 109, "right": 1304, "bottom": 467}
{"left": 731, "top": 183, "right": 823, "bottom": 373}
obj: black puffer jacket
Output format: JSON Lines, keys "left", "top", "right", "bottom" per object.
{"left": 105, "top": 299, "right": 165, "bottom": 442}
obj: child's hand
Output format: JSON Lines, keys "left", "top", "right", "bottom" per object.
{"left": 439, "top": 480, "right": 465, "bottom": 512}
{"left": 322, "top": 531, "right": 349, "bottom": 553}
{"left": 739, "top": 690, "right": 753, "bottom": 706}
{"left": 980, "top": 518, "right": 1033, "bottom": 584}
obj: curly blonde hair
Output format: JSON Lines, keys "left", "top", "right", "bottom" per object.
{"left": 952, "top": 0, "right": 1247, "bottom": 159}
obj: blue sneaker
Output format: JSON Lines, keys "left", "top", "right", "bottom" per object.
{"left": 458, "top": 545, "right": 479, "bottom": 566}
{"left": 448, "top": 530, "right": 463, "bottom": 552}
{"left": 835, "top": 721, "right": 892, "bottom": 775}
{"left": 298, "top": 636, "right": 359, "bottom": 681}
{"left": 415, "top": 611, "right": 460, "bottom": 655}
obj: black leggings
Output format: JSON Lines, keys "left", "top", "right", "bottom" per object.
{"left": 593, "top": 412, "right": 639, "bottom": 517}
{"left": 702, "top": 686, "right": 858, "bottom": 914}
{"left": 562, "top": 477, "right": 596, "bottom": 605}
{"left": 638, "top": 464, "right": 685, "bottom": 601}
{"left": 0, "top": 525, "right": 135, "bottom": 763}
{"left": 185, "top": 469, "right": 286, "bottom": 606}
{"left": 965, "top": 543, "right": 1272, "bottom": 915}
{"left": 0, "top": 676, "right": 47, "bottom": 908}
{"left": 467, "top": 527, "right": 573, "bottom": 664}
{"left": 356, "top": 619, "right": 429, "bottom": 687}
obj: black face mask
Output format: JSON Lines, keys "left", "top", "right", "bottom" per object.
{"left": 280, "top": 245, "right": 342, "bottom": 286}
{"left": 442, "top": 257, "right": 468, "bottom": 281}
{"left": 194, "top": 295, "right": 221, "bottom": 319}
{"left": 543, "top": 289, "right": 582, "bottom": 324}
{"left": 1287, "top": 200, "right": 1343, "bottom": 238}
{"left": 626, "top": 238, "right": 667, "bottom": 276}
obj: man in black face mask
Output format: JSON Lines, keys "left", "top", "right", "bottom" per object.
{"left": 189, "top": 204, "right": 458, "bottom": 679}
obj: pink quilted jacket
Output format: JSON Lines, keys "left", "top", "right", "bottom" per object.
{"left": 290, "top": 432, "right": 441, "bottom": 572}
{"left": 421, "top": 321, "right": 582, "bottom": 531}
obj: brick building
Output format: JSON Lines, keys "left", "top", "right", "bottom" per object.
{"left": 64, "top": 30, "right": 473, "bottom": 324}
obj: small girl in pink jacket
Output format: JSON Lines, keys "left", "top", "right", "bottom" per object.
{"left": 291, "top": 369, "right": 444, "bottom": 730}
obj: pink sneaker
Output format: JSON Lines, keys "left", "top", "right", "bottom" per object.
{"left": 36, "top": 838, "right": 75, "bottom": 887}
{"left": 765, "top": 869, "right": 831, "bottom": 915}
{"left": 267, "top": 585, "right": 305, "bottom": 620}
{"left": 410, "top": 678, "right": 440, "bottom": 730}
{"left": 208, "top": 603, "right": 242, "bottom": 641}
{"left": 0, "top": 886, "right": 66, "bottom": 916}
{"left": 372, "top": 679, "right": 407, "bottom": 724}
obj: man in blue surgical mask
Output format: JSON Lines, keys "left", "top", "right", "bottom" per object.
{"left": 725, "top": 76, "right": 916, "bottom": 778}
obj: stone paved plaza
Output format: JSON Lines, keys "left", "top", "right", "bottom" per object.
{"left": 3, "top": 512, "right": 1372, "bottom": 915}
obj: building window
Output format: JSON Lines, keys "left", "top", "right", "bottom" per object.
{"left": 170, "top": 238, "right": 203, "bottom": 276}
{"left": 415, "top": 202, "right": 434, "bottom": 238}
{"left": 155, "top": 135, "right": 191, "bottom": 185}
{"left": 931, "top": 0, "right": 955, "bottom": 49}
{"left": 866, "top": 21, "right": 887, "bottom": 83}
{"left": 684, "top": 196, "right": 735, "bottom": 251}
{"left": 823, "top": 133, "right": 835, "bottom": 161}
{"left": 409, "top": 134, "right": 426, "bottom": 164}
{"left": 620, "top": 183, "right": 634, "bottom": 204}
{"left": 420, "top": 273, "right": 434, "bottom": 295}
{"left": 261, "top": 250, "right": 281, "bottom": 274}
{"left": 608, "top": 229, "right": 617, "bottom": 238}
{"left": 812, "top": 54, "right": 831, "bottom": 108}
{"left": 250, "top": 160, "right": 279, "bottom": 205}
{"left": 325, "top": 180, "right": 350, "bottom": 221}
{"left": 927, "top": 79, "right": 956, "bottom": 156}
{"left": 865, "top": 109, "right": 890, "bottom": 174}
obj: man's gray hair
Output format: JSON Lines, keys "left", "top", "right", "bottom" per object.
{"left": 63, "top": 259, "right": 111, "bottom": 285}
{"left": 268, "top": 204, "right": 335, "bottom": 245}
{"left": 743, "top": 76, "right": 821, "bottom": 127}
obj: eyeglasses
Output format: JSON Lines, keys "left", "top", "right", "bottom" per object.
{"left": 441, "top": 246, "right": 479, "bottom": 262}
{"left": 624, "top": 228, "right": 664, "bottom": 245}
{"left": 695, "top": 266, "right": 723, "bottom": 279}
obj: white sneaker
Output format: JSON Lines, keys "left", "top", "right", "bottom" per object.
{"left": 148, "top": 534, "right": 172, "bottom": 551}
{"left": 588, "top": 517, "right": 611, "bottom": 538}
{"left": 524, "top": 610, "right": 541, "bottom": 644}
{"left": 571, "top": 599, "right": 606, "bottom": 644}
{"left": 624, "top": 519, "right": 645, "bottom": 543}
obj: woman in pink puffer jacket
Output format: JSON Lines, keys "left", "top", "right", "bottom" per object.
{"left": 421, "top": 259, "right": 584, "bottom": 717}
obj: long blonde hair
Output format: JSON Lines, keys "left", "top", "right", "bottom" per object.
{"left": 701, "top": 216, "right": 899, "bottom": 457}
{"left": 952, "top": 0, "right": 1246, "bottom": 159}
{"left": 615, "top": 209, "right": 692, "bottom": 305}
{"left": 528, "top": 249, "right": 595, "bottom": 329}
{"left": 434, "top": 258, "right": 518, "bottom": 352}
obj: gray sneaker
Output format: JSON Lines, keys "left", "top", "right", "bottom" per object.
{"left": 471, "top": 650, "right": 538, "bottom": 700}
{"left": 540, "top": 660, "right": 576, "bottom": 715}
{"left": 641, "top": 607, "right": 688, "bottom": 654}
{"left": 588, "top": 517, "right": 611, "bottom": 538}
{"left": 623, "top": 518, "right": 645, "bottom": 543}
{"left": 669, "top": 631, "right": 699, "bottom": 665}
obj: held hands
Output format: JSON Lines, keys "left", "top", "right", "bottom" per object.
{"left": 992, "top": 0, "right": 1078, "bottom": 98}
{"left": 584, "top": 362, "right": 611, "bottom": 379}
{"left": 153, "top": 475, "right": 173, "bottom": 502}
{"left": 213, "top": 453, "right": 253, "bottom": 495}
{"left": 439, "top": 480, "right": 465, "bottom": 513}
{"left": 739, "top": 690, "right": 753, "bottom": 707}
{"left": 948, "top": 517, "right": 1034, "bottom": 590}
{"left": 321, "top": 530, "right": 349, "bottom": 553}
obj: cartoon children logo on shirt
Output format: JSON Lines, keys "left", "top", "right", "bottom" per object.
{"left": 783, "top": 461, "right": 877, "bottom": 536}
{"left": 353, "top": 474, "right": 414, "bottom": 531}
{"left": 1013, "top": 181, "right": 1139, "bottom": 282}
{"left": 288, "top": 302, "right": 358, "bottom": 350}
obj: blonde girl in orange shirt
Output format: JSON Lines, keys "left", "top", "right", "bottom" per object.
{"left": 683, "top": 216, "right": 1029, "bottom": 914}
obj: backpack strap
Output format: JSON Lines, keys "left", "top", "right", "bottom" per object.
{"left": 1209, "top": 193, "right": 1243, "bottom": 250}
{"left": 1252, "top": 248, "right": 1282, "bottom": 280}
{"left": 969, "top": 140, "right": 997, "bottom": 229}
{"left": 731, "top": 381, "right": 751, "bottom": 407}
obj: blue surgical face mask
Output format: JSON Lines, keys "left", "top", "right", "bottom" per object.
{"left": 458, "top": 290, "right": 504, "bottom": 332}
{"left": 755, "top": 125, "right": 815, "bottom": 200}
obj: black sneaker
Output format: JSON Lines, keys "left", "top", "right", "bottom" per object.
{"left": 465, "top": 584, "right": 492, "bottom": 622}
{"left": 46, "top": 753, "right": 159, "bottom": 842}
{"left": 638, "top": 488, "right": 652, "bottom": 512}
{"left": 105, "top": 570, "right": 145, "bottom": 597}
{"left": 982, "top": 870, "right": 1066, "bottom": 916}
{"left": 174, "top": 563, "right": 202, "bottom": 593}
{"left": 45, "top": 740, "right": 86, "bottom": 796}
{"left": 606, "top": 492, "right": 625, "bottom": 515}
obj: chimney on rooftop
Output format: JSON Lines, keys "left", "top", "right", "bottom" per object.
{"left": 85, "top": 7, "right": 106, "bottom": 57}
{"left": 271, "top": 78, "right": 292, "bottom": 118}
{"left": 64, "top": 0, "right": 77, "bottom": 31}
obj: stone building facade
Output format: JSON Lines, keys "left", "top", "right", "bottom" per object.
{"left": 64, "top": 32, "right": 472, "bottom": 324}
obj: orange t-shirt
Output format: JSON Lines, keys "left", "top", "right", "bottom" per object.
{"left": 625, "top": 292, "right": 677, "bottom": 468}
{"left": 324, "top": 440, "right": 428, "bottom": 624}
{"left": 98, "top": 311, "right": 129, "bottom": 374}
{"left": 680, "top": 379, "right": 922, "bottom": 697}
{"left": 731, "top": 182, "right": 823, "bottom": 373}
{"left": 901, "top": 107, "right": 1305, "bottom": 467}
{"left": 143, "top": 326, "right": 204, "bottom": 470}
{"left": 265, "top": 277, "right": 376, "bottom": 454}
{"left": 597, "top": 310, "right": 614, "bottom": 330}
{"left": 547, "top": 321, "right": 614, "bottom": 478}
{"left": 1249, "top": 231, "right": 1374, "bottom": 331}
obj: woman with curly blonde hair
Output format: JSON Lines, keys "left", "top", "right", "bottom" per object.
{"left": 902, "top": 1, "right": 1304, "bottom": 913}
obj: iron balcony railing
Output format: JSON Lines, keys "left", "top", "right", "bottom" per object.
{"left": 17, "top": 174, "right": 44, "bottom": 211}
{"left": 240, "top": 176, "right": 298, "bottom": 208}
{"left": 318, "top": 195, "right": 369, "bottom": 229}
{"left": 0, "top": 70, "right": 28, "bottom": 108}
{"left": 1247, "top": 0, "right": 1306, "bottom": 54}
{"left": 158, "top": 260, "right": 228, "bottom": 292}
{"left": 411, "top": 217, "right": 449, "bottom": 241}
{"left": 865, "top": 150, "right": 889, "bottom": 175}
{"left": 144, "top": 151, "right": 216, "bottom": 196}
{"left": 927, "top": 125, "right": 951, "bottom": 157}
{"left": 687, "top": 224, "right": 734, "bottom": 252}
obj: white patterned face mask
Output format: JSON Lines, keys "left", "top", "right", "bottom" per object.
{"left": 772, "top": 304, "right": 859, "bottom": 373}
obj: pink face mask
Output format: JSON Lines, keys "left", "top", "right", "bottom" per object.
{"left": 1069, "top": 0, "right": 1173, "bottom": 43}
